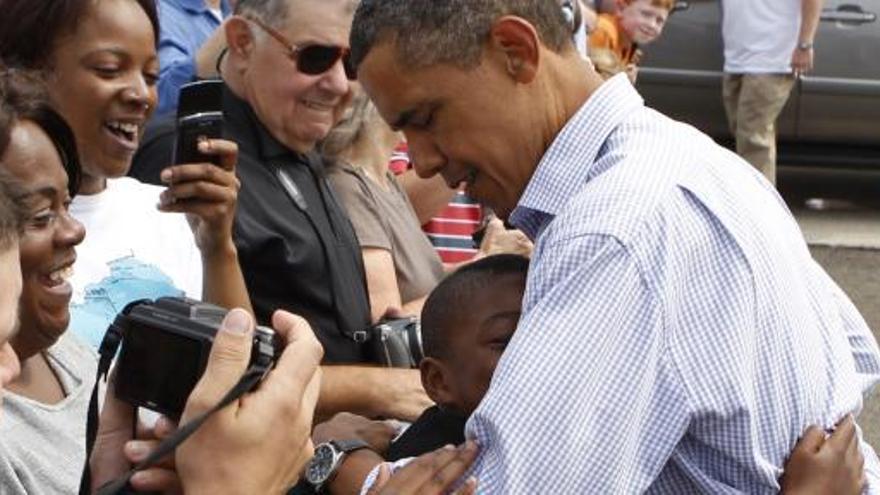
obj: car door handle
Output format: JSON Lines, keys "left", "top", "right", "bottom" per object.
{"left": 821, "top": 4, "right": 877, "bottom": 24}
{"left": 673, "top": 1, "right": 690, "bottom": 12}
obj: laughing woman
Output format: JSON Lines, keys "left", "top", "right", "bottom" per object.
{"left": 0, "top": 0, "right": 250, "bottom": 349}
{"left": 0, "top": 70, "right": 93, "bottom": 494}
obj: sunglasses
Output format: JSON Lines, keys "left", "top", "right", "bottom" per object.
{"left": 248, "top": 17, "right": 356, "bottom": 80}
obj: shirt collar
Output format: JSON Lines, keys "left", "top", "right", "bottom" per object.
{"left": 509, "top": 74, "right": 644, "bottom": 238}
{"left": 177, "top": 0, "right": 230, "bottom": 16}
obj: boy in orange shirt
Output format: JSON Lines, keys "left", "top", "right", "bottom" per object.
{"left": 589, "top": 0, "right": 674, "bottom": 79}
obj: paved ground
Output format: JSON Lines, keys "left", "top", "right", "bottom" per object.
{"left": 793, "top": 202, "right": 880, "bottom": 447}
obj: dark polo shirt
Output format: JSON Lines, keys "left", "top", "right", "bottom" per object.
{"left": 131, "top": 85, "right": 371, "bottom": 363}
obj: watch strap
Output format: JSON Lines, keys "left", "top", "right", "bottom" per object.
{"left": 330, "top": 438, "right": 371, "bottom": 454}
{"left": 797, "top": 41, "right": 814, "bottom": 50}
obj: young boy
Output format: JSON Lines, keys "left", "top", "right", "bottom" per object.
{"left": 386, "top": 254, "right": 528, "bottom": 460}
{"left": 314, "top": 255, "right": 867, "bottom": 493}
{"left": 589, "top": 0, "right": 674, "bottom": 79}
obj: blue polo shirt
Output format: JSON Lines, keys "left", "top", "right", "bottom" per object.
{"left": 156, "top": 0, "right": 230, "bottom": 117}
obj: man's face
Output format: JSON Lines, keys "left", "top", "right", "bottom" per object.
{"left": 619, "top": 0, "right": 669, "bottom": 45}
{"left": 241, "top": 0, "right": 354, "bottom": 153}
{"left": 440, "top": 273, "right": 525, "bottom": 415}
{"left": 358, "top": 42, "right": 539, "bottom": 220}
{"left": 0, "top": 243, "right": 23, "bottom": 404}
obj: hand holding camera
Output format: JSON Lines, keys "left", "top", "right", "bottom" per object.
{"left": 176, "top": 309, "right": 323, "bottom": 494}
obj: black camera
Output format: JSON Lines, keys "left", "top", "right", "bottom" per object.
{"left": 112, "top": 297, "right": 278, "bottom": 418}
{"left": 368, "top": 317, "right": 423, "bottom": 368}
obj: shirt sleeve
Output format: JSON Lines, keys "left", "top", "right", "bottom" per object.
{"left": 464, "top": 233, "right": 691, "bottom": 492}
{"left": 157, "top": 28, "right": 198, "bottom": 116}
{"left": 328, "top": 170, "right": 393, "bottom": 251}
{"left": 588, "top": 16, "right": 616, "bottom": 52}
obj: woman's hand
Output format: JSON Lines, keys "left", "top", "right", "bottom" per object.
{"left": 158, "top": 137, "right": 240, "bottom": 257}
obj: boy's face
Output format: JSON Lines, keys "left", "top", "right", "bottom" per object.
{"left": 619, "top": 0, "right": 669, "bottom": 45}
{"left": 422, "top": 272, "right": 525, "bottom": 416}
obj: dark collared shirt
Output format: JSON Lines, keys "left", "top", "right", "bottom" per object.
{"left": 130, "top": 86, "right": 372, "bottom": 363}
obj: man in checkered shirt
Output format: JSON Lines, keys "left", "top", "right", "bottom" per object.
{"left": 350, "top": 0, "right": 880, "bottom": 492}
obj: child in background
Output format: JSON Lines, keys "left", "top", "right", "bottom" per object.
{"left": 589, "top": 0, "right": 674, "bottom": 81}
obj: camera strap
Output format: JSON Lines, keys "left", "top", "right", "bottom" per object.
{"left": 79, "top": 311, "right": 271, "bottom": 495}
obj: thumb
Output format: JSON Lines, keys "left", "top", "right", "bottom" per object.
{"left": 182, "top": 308, "right": 254, "bottom": 420}
{"left": 796, "top": 425, "right": 826, "bottom": 454}
{"left": 479, "top": 218, "right": 504, "bottom": 251}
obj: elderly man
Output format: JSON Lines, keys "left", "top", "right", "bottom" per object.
{"left": 133, "top": 0, "right": 431, "bottom": 421}
{"left": 345, "top": 0, "right": 880, "bottom": 492}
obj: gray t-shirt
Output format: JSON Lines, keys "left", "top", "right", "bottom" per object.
{"left": 0, "top": 333, "right": 97, "bottom": 494}
{"left": 329, "top": 163, "right": 445, "bottom": 303}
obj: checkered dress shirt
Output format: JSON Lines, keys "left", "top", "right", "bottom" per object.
{"left": 469, "top": 74, "right": 880, "bottom": 493}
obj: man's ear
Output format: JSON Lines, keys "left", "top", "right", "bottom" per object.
{"left": 488, "top": 16, "right": 540, "bottom": 84}
{"left": 420, "top": 358, "right": 458, "bottom": 409}
{"left": 225, "top": 16, "right": 257, "bottom": 61}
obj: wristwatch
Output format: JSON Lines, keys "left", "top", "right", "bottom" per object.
{"left": 304, "top": 439, "right": 371, "bottom": 492}
{"left": 797, "top": 41, "right": 814, "bottom": 51}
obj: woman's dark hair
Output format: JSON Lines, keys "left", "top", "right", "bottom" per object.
{"left": 0, "top": 68, "right": 82, "bottom": 197}
{"left": 0, "top": 0, "right": 160, "bottom": 69}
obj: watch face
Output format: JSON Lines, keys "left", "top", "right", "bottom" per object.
{"left": 305, "top": 444, "right": 336, "bottom": 485}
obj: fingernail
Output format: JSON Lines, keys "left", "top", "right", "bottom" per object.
{"left": 160, "top": 169, "right": 172, "bottom": 183}
{"left": 130, "top": 471, "right": 151, "bottom": 485}
{"left": 198, "top": 136, "right": 210, "bottom": 151}
{"left": 442, "top": 444, "right": 455, "bottom": 451}
{"left": 125, "top": 441, "right": 148, "bottom": 460}
{"left": 222, "top": 308, "right": 252, "bottom": 335}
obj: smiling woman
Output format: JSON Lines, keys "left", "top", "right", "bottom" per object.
{"left": 0, "top": 68, "right": 96, "bottom": 495}
{"left": 0, "top": 0, "right": 251, "bottom": 351}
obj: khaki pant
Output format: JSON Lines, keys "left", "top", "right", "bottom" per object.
{"left": 722, "top": 74, "right": 795, "bottom": 185}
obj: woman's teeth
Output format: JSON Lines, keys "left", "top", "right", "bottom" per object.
{"left": 47, "top": 266, "right": 74, "bottom": 285}
{"left": 106, "top": 121, "right": 138, "bottom": 141}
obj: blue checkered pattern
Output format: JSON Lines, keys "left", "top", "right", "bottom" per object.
{"left": 359, "top": 74, "right": 880, "bottom": 494}
{"left": 463, "top": 74, "right": 880, "bottom": 493}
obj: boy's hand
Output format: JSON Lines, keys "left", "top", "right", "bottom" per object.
{"left": 366, "top": 442, "right": 480, "bottom": 495}
{"left": 781, "top": 415, "right": 866, "bottom": 494}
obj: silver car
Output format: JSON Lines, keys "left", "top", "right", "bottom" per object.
{"left": 637, "top": 0, "right": 880, "bottom": 193}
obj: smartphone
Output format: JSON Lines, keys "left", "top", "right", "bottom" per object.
{"left": 173, "top": 80, "right": 224, "bottom": 165}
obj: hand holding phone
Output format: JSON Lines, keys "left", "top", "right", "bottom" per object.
{"left": 173, "top": 80, "right": 224, "bottom": 165}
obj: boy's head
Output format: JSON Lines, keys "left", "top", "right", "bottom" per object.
{"left": 419, "top": 254, "right": 529, "bottom": 416}
{"left": 617, "top": 0, "right": 673, "bottom": 45}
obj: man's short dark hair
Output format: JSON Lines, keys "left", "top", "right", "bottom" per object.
{"left": 351, "top": 0, "right": 573, "bottom": 72}
{"left": 0, "top": 0, "right": 159, "bottom": 70}
{"left": 421, "top": 254, "right": 529, "bottom": 360}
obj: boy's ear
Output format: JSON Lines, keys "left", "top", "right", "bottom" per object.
{"left": 420, "top": 358, "right": 458, "bottom": 409}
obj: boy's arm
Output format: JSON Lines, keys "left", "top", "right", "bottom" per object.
{"left": 781, "top": 416, "right": 866, "bottom": 494}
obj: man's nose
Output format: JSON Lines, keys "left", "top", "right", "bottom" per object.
{"left": 406, "top": 132, "right": 445, "bottom": 179}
